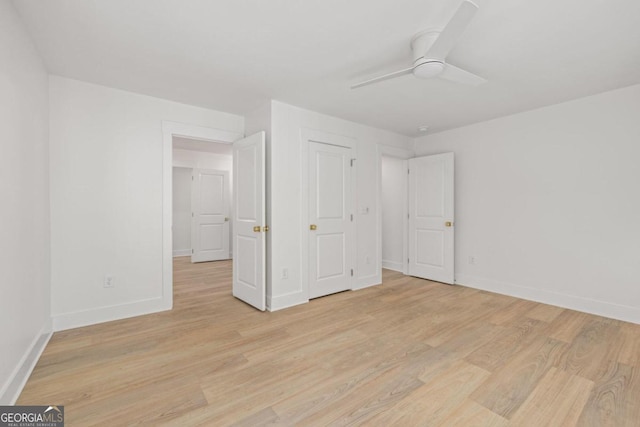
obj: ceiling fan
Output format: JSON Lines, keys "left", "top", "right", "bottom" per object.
{"left": 351, "top": 0, "right": 486, "bottom": 89}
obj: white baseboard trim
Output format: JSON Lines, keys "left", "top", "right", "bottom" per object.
{"left": 456, "top": 273, "right": 640, "bottom": 325}
{"left": 354, "top": 273, "right": 381, "bottom": 291}
{"left": 173, "top": 249, "right": 191, "bottom": 257}
{"left": 53, "top": 296, "right": 172, "bottom": 331}
{"left": 0, "top": 320, "right": 52, "bottom": 404}
{"left": 268, "top": 291, "right": 308, "bottom": 312}
{"left": 382, "top": 260, "right": 404, "bottom": 272}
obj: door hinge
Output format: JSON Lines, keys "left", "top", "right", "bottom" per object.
{"left": 407, "top": 258, "right": 409, "bottom": 263}
{"left": 192, "top": 249, "right": 194, "bottom": 254}
{"left": 192, "top": 176, "right": 194, "bottom": 180}
{"left": 350, "top": 158, "right": 356, "bottom": 167}
{"left": 192, "top": 212, "right": 194, "bottom": 217}
{"left": 350, "top": 214, "right": 353, "bottom": 221}
{"left": 350, "top": 269, "right": 354, "bottom": 277}
{"left": 407, "top": 168, "right": 410, "bottom": 174}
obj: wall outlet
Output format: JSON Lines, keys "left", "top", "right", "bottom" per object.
{"left": 281, "top": 268, "right": 288, "bottom": 279}
{"left": 468, "top": 256, "right": 476, "bottom": 265}
{"left": 104, "top": 275, "right": 115, "bottom": 288}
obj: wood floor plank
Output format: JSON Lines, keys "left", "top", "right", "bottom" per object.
{"left": 508, "top": 367, "right": 594, "bottom": 426}
{"left": 366, "top": 360, "right": 491, "bottom": 425}
{"left": 16, "top": 259, "right": 640, "bottom": 426}
{"left": 465, "top": 317, "right": 545, "bottom": 372}
{"left": 438, "top": 399, "right": 509, "bottom": 427}
{"left": 577, "top": 361, "right": 633, "bottom": 427}
{"left": 471, "top": 336, "right": 568, "bottom": 419}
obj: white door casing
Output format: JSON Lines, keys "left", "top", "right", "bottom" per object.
{"left": 232, "top": 132, "right": 266, "bottom": 310}
{"left": 191, "top": 169, "right": 230, "bottom": 263}
{"left": 408, "top": 153, "right": 455, "bottom": 284}
{"left": 308, "top": 141, "right": 354, "bottom": 298}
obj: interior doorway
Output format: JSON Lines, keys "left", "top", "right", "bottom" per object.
{"left": 381, "top": 155, "right": 408, "bottom": 273}
{"left": 172, "top": 136, "right": 234, "bottom": 263}
{"left": 162, "top": 121, "right": 243, "bottom": 311}
{"left": 378, "top": 145, "right": 412, "bottom": 276}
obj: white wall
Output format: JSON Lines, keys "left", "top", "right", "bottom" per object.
{"left": 269, "top": 101, "right": 413, "bottom": 310}
{"left": 0, "top": 0, "right": 51, "bottom": 404}
{"left": 172, "top": 167, "right": 192, "bottom": 256}
{"left": 414, "top": 84, "right": 640, "bottom": 324}
{"left": 171, "top": 149, "right": 233, "bottom": 257}
{"left": 49, "top": 76, "right": 244, "bottom": 330}
{"left": 381, "top": 156, "right": 406, "bottom": 272}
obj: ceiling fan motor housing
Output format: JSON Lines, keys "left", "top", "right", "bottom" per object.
{"left": 413, "top": 59, "right": 445, "bottom": 78}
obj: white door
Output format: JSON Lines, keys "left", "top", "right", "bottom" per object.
{"left": 308, "top": 141, "right": 353, "bottom": 298}
{"left": 408, "top": 153, "right": 455, "bottom": 284}
{"left": 191, "top": 169, "right": 230, "bottom": 263}
{"left": 232, "top": 132, "right": 266, "bottom": 310}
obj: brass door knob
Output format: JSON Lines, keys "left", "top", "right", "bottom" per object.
{"left": 310, "top": 224, "right": 317, "bottom": 230}
{"left": 224, "top": 217, "right": 229, "bottom": 222}
{"left": 253, "top": 226, "right": 261, "bottom": 232}
{"left": 263, "top": 225, "right": 269, "bottom": 232}
{"left": 445, "top": 221, "right": 453, "bottom": 227}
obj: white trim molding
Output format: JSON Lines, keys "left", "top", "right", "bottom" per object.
{"left": 456, "top": 274, "right": 640, "bottom": 325}
{"left": 0, "top": 321, "right": 52, "bottom": 405}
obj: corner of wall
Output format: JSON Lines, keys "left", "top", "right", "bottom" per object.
{"left": 0, "top": 320, "right": 53, "bottom": 405}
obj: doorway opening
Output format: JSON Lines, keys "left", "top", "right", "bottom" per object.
{"left": 378, "top": 145, "right": 412, "bottom": 278}
{"left": 381, "top": 155, "right": 408, "bottom": 274}
{"left": 161, "top": 121, "right": 243, "bottom": 311}
{"left": 172, "top": 136, "right": 233, "bottom": 263}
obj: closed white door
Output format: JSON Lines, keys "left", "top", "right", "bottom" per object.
{"left": 191, "top": 169, "right": 230, "bottom": 263}
{"left": 232, "top": 132, "right": 266, "bottom": 310}
{"left": 408, "top": 153, "right": 455, "bottom": 284}
{"left": 308, "top": 141, "right": 353, "bottom": 298}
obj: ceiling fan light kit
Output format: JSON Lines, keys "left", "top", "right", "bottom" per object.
{"left": 351, "top": 0, "right": 486, "bottom": 89}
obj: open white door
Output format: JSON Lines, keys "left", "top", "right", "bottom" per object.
{"left": 191, "top": 169, "right": 230, "bottom": 263}
{"left": 232, "top": 132, "right": 266, "bottom": 310}
{"left": 308, "top": 141, "right": 354, "bottom": 298}
{"left": 408, "top": 153, "right": 454, "bottom": 284}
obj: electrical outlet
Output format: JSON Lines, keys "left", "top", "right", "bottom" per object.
{"left": 104, "top": 275, "right": 115, "bottom": 288}
{"left": 281, "top": 268, "right": 288, "bottom": 279}
{"left": 468, "top": 256, "right": 476, "bottom": 265}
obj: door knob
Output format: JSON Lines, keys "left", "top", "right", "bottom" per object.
{"left": 445, "top": 221, "right": 453, "bottom": 227}
{"left": 225, "top": 217, "right": 229, "bottom": 222}
{"left": 310, "top": 224, "right": 317, "bottom": 230}
{"left": 253, "top": 226, "right": 261, "bottom": 232}
{"left": 263, "top": 226, "right": 269, "bottom": 232}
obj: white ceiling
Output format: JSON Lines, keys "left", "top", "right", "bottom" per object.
{"left": 13, "top": 0, "right": 640, "bottom": 136}
{"left": 173, "top": 136, "right": 232, "bottom": 155}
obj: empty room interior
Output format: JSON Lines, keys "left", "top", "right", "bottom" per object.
{"left": 2, "top": 0, "right": 640, "bottom": 425}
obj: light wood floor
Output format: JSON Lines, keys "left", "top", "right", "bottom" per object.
{"left": 19, "top": 258, "right": 640, "bottom": 426}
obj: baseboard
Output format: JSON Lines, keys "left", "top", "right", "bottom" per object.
{"left": 0, "top": 320, "right": 52, "bottom": 405}
{"left": 456, "top": 273, "right": 640, "bottom": 325}
{"left": 53, "top": 296, "right": 172, "bottom": 331}
{"left": 268, "top": 292, "right": 308, "bottom": 312}
{"left": 173, "top": 249, "right": 191, "bottom": 257}
{"left": 382, "top": 260, "right": 404, "bottom": 272}
{"left": 354, "top": 273, "right": 381, "bottom": 291}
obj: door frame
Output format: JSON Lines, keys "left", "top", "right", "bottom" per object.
{"left": 300, "top": 128, "right": 357, "bottom": 301}
{"left": 162, "top": 121, "right": 243, "bottom": 310}
{"left": 377, "top": 144, "right": 413, "bottom": 275}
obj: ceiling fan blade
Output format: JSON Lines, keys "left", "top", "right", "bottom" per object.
{"left": 425, "top": 0, "right": 479, "bottom": 60}
{"left": 351, "top": 67, "right": 414, "bottom": 89}
{"left": 438, "top": 63, "right": 486, "bottom": 86}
